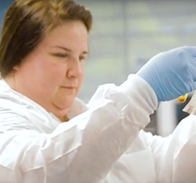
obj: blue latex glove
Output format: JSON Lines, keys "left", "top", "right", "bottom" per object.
{"left": 136, "top": 46, "right": 196, "bottom": 102}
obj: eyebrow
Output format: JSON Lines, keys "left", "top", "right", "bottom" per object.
{"left": 53, "top": 46, "right": 88, "bottom": 55}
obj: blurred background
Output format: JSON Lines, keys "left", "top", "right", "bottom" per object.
{"left": 1, "top": 0, "right": 196, "bottom": 136}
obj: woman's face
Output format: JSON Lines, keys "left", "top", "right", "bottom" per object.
{"left": 11, "top": 21, "right": 88, "bottom": 120}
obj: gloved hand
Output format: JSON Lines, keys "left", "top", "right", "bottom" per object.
{"left": 136, "top": 46, "right": 196, "bottom": 102}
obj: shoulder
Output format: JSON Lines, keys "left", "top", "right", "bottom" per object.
{"left": 0, "top": 82, "right": 55, "bottom": 133}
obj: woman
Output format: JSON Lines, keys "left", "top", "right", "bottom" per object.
{"left": 0, "top": 0, "right": 196, "bottom": 182}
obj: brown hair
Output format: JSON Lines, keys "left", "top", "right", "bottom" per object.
{"left": 0, "top": 0, "right": 92, "bottom": 77}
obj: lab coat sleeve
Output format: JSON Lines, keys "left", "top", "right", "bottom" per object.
{"left": 0, "top": 74, "right": 157, "bottom": 183}
{"left": 139, "top": 114, "right": 196, "bottom": 182}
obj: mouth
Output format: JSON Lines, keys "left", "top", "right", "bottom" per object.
{"left": 61, "top": 86, "right": 77, "bottom": 90}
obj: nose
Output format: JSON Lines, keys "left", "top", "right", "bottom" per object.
{"left": 67, "top": 57, "right": 83, "bottom": 78}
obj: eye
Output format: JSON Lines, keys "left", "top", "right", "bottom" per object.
{"left": 79, "top": 56, "right": 86, "bottom": 62}
{"left": 51, "top": 53, "right": 68, "bottom": 58}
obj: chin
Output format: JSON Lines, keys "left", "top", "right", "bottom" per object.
{"left": 52, "top": 105, "right": 69, "bottom": 120}
{"left": 55, "top": 96, "right": 75, "bottom": 110}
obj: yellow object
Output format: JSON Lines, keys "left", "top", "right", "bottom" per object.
{"left": 177, "top": 93, "right": 188, "bottom": 103}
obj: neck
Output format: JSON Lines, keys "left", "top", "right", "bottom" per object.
{"left": 59, "top": 115, "right": 69, "bottom": 122}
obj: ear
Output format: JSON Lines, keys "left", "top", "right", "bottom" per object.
{"left": 13, "top": 65, "right": 19, "bottom": 71}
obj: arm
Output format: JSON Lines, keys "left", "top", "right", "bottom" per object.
{"left": 139, "top": 115, "right": 196, "bottom": 182}
{"left": 0, "top": 75, "right": 157, "bottom": 183}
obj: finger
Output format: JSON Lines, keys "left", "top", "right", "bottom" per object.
{"left": 183, "top": 46, "right": 196, "bottom": 57}
{"left": 188, "top": 61, "right": 196, "bottom": 81}
{"left": 188, "top": 80, "right": 196, "bottom": 92}
{"left": 193, "top": 81, "right": 196, "bottom": 91}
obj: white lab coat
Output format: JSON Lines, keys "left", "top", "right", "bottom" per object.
{"left": 0, "top": 74, "right": 196, "bottom": 183}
